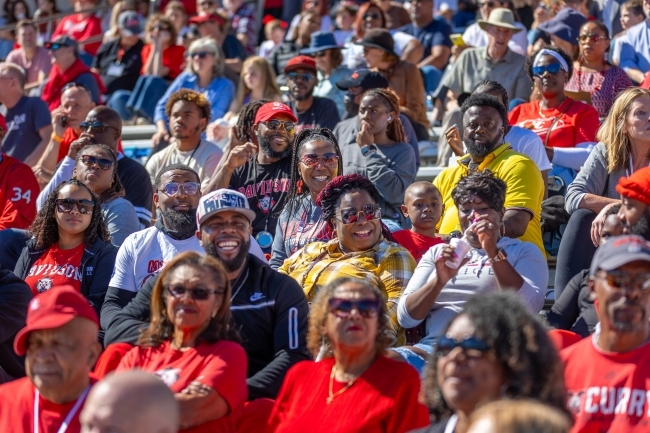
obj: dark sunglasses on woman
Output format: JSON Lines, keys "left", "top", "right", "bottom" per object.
{"left": 56, "top": 198, "right": 95, "bottom": 215}
{"left": 190, "top": 51, "right": 212, "bottom": 59}
{"left": 261, "top": 119, "right": 296, "bottom": 134}
{"left": 531, "top": 63, "right": 564, "bottom": 76}
{"left": 337, "top": 204, "right": 381, "bottom": 225}
{"left": 80, "top": 121, "right": 119, "bottom": 133}
{"left": 436, "top": 336, "right": 489, "bottom": 358}
{"left": 159, "top": 181, "right": 201, "bottom": 196}
{"left": 328, "top": 298, "right": 381, "bottom": 318}
{"left": 363, "top": 13, "right": 380, "bottom": 20}
{"left": 301, "top": 153, "right": 339, "bottom": 168}
{"left": 81, "top": 155, "right": 114, "bottom": 170}
{"left": 166, "top": 285, "right": 225, "bottom": 300}
{"left": 578, "top": 34, "right": 608, "bottom": 43}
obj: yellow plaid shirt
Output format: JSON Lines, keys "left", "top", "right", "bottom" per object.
{"left": 278, "top": 238, "right": 416, "bottom": 346}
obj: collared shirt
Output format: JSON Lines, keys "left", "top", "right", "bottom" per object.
{"left": 5, "top": 47, "right": 52, "bottom": 85}
{"left": 433, "top": 143, "right": 545, "bottom": 255}
{"left": 441, "top": 46, "right": 532, "bottom": 101}
{"left": 278, "top": 237, "right": 416, "bottom": 346}
{"left": 619, "top": 20, "right": 650, "bottom": 74}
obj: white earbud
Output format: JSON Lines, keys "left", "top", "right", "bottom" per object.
{"left": 387, "top": 116, "right": 392, "bottom": 122}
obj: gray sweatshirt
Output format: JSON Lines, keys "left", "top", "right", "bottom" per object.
{"left": 397, "top": 237, "right": 547, "bottom": 346}
{"left": 102, "top": 197, "right": 141, "bottom": 247}
{"left": 565, "top": 142, "right": 627, "bottom": 214}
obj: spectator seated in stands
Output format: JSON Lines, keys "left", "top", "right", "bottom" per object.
{"left": 465, "top": 400, "right": 571, "bottom": 433}
{"left": 14, "top": 179, "right": 118, "bottom": 318}
{"left": 42, "top": 36, "right": 105, "bottom": 110}
{"left": 101, "top": 189, "right": 308, "bottom": 400}
{"left": 413, "top": 293, "right": 569, "bottom": 433}
{"left": 164, "top": 1, "right": 190, "bottom": 46}
{"left": 268, "top": 277, "right": 430, "bottom": 432}
{"left": 223, "top": 0, "right": 258, "bottom": 55}
{"left": 615, "top": 0, "right": 650, "bottom": 83}
{"left": 6, "top": 20, "right": 52, "bottom": 93}
{"left": 269, "top": 128, "right": 341, "bottom": 269}
{"left": 102, "top": 0, "right": 135, "bottom": 43}
{"left": 556, "top": 87, "right": 650, "bottom": 292}
{"left": 561, "top": 235, "right": 650, "bottom": 432}
{"left": 0, "top": 270, "right": 32, "bottom": 384}
{"left": 151, "top": 37, "right": 235, "bottom": 148}
{"left": 284, "top": 55, "right": 341, "bottom": 132}
{"left": 33, "top": 0, "right": 59, "bottom": 42}
{"left": 0, "top": 287, "right": 102, "bottom": 430}
{"left": 114, "top": 252, "right": 248, "bottom": 432}
{"left": 188, "top": 11, "right": 248, "bottom": 74}
{"left": 0, "top": 62, "right": 52, "bottom": 167}
{"left": 395, "top": 171, "right": 547, "bottom": 371}
{"left": 270, "top": 11, "right": 321, "bottom": 84}
{"left": 376, "top": 0, "right": 412, "bottom": 30}
{"left": 611, "top": 0, "right": 645, "bottom": 66}
{"left": 146, "top": 89, "right": 223, "bottom": 191}
{"left": 509, "top": 46, "right": 600, "bottom": 172}
{"left": 286, "top": 0, "right": 333, "bottom": 38}
{"left": 332, "top": 4, "right": 355, "bottom": 46}
{"left": 279, "top": 174, "right": 416, "bottom": 346}
{"left": 80, "top": 371, "right": 179, "bottom": 433}
{"left": 259, "top": 16, "right": 287, "bottom": 58}
{"left": 434, "top": 94, "right": 545, "bottom": 254}
{"left": 51, "top": 0, "right": 103, "bottom": 57}
{"left": 461, "top": 0, "right": 528, "bottom": 55}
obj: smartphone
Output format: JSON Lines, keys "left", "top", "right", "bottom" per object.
{"left": 450, "top": 34, "right": 465, "bottom": 47}
{"left": 61, "top": 116, "right": 67, "bottom": 128}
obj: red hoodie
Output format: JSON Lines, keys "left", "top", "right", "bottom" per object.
{"left": 42, "top": 58, "right": 106, "bottom": 110}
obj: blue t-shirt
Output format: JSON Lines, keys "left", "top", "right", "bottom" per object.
{"left": 1, "top": 96, "right": 51, "bottom": 162}
{"left": 399, "top": 18, "right": 452, "bottom": 63}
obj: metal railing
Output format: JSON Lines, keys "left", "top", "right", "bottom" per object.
{"left": 0, "top": 5, "right": 111, "bottom": 33}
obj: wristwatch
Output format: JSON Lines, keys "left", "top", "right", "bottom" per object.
{"left": 360, "top": 144, "right": 377, "bottom": 156}
{"left": 488, "top": 249, "right": 507, "bottom": 263}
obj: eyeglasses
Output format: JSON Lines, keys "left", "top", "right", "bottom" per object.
{"left": 436, "top": 336, "right": 490, "bottom": 358}
{"left": 336, "top": 204, "right": 381, "bottom": 225}
{"left": 158, "top": 181, "right": 200, "bottom": 196}
{"left": 166, "top": 285, "right": 225, "bottom": 300}
{"left": 595, "top": 270, "right": 650, "bottom": 292}
{"left": 152, "top": 25, "right": 170, "bottom": 31}
{"left": 579, "top": 34, "right": 608, "bottom": 43}
{"left": 287, "top": 72, "right": 314, "bottom": 83}
{"left": 261, "top": 119, "right": 296, "bottom": 134}
{"left": 531, "top": 62, "right": 564, "bottom": 76}
{"left": 300, "top": 152, "right": 339, "bottom": 168}
{"left": 190, "top": 51, "right": 212, "bottom": 59}
{"left": 79, "top": 121, "right": 119, "bottom": 133}
{"left": 328, "top": 298, "right": 381, "bottom": 318}
{"left": 80, "top": 155, "right": 114, "bottom": 170}
{"left": 362, "top": 13, "right": 380, "bottom": 20}
{"left": 478, "top": 1, "right": 495, "bottom": 7}
{"left": 313, "top": 51, "right": 327, "bottom": 58}
{"left": 56, "top": 198, "right": 95, "bottom": 215}
{"left": 47, "top": 43, "right": 64, "bottom": 51}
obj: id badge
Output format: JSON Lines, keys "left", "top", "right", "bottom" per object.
{"left": 107, "top": 62, "right": 125, "bottom": 77}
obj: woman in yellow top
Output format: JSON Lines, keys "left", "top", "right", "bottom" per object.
{"left": 279, "top": 174, "right": 416, "bottom": 345}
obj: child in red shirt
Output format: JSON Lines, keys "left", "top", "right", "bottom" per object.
{"left": 392, "top": 182, "right": 444, "bottom": 262}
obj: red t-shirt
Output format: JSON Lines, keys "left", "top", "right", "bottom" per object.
{"left": 508, "top": 98, "right": 600, "bottom": 148}
{"left": 0, "top": 376, "right": 95, "bottom": 433}
{"left": 24, "top": 243, "right": 85, "bottom": 295}
{"left": 0, "top": 153, "right": 38, "bottom": 230}
{"left": 392, "top": 230, "right": 444, "bottom": 262}
{"left": 117, "top": 340, "right": 248, "bottom": 433}
{"left": 159, "top": 0, "right": 197, "bottom": 16}
{"left": 140, "top": 44, "right": 186, "bottom": 80}
{"left": 51, "top": 14, "right": 103, "bottom": 56}
{"left": 268, "top": 356, "right": 430, "bottom": 432}
{"left": 561, "top": 336, "right": 650, "bottom": 432}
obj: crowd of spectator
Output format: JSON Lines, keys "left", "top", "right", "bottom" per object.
{"left": 1, "top": 0, "right": 650, "bottom": 432}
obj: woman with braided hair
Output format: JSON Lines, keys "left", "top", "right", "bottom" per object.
{"left": 350, "top": 88, "right": 416, "bottom": 230}
{"left": 279, "top": 173, "right": 416, "bottom": 346}
{"left": 269, "top": 127, "right": 343, "bottom": 269}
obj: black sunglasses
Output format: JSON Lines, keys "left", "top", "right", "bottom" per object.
{"left": 436, "top": 336, "right": 490, "bottom": 358}
{"left": 166, "top": 285, "right": 225, "bottom": 301}
{"left": 287, "top": 72, "right": 314, "bottom": 83}
{"left": 47, "top": 43, "right": 64, "bottom": 51}
{"left": 159, "top": 181, "right": 200, "bottom": 196}
{"left": 328, "top": 298, "right": 381, "bottom": 318}
{"left": 81, "top": 155, "right": 114, "bottom": 170}
{"left": 56, "top": 198, "right": 95, "bottom": 215}
{"left": 300, "top": 152, "right": 339, "bottom": 168}
{"left": 80, "top": 121, "right": 119, "bottom": 133}
{"left": 313, "top": 51, "right": 327, "bottom": 58}
{"left": 363, "top": 12, "right": 380, "bottom": 20}
{"left": 190, "top": 51, "right": 212, "bottom": 59}
{"left": 479, "top": 1, "right": 495, "bottom": 7}
{"left": 261, "top": 119, "right": 296, "bottom": 134}
{"left": 337, "top": 204, "right": 381, "bottom": 225}
{"left": 595, "top": 270, "right": 650, "bottom": 292}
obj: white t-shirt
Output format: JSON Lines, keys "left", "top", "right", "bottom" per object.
{"left": 505, "top": 126, "right": 553, "bottom": 171}
{"left": 462, "top": 22, "right": 528, "bottom": 56}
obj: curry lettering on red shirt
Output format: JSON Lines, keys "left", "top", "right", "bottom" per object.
{"left": 0, "top": 153, "right": 38, "bottom": 230}
{"left": 117, "top": 340, "right": 248, "bottom": 433}
{"left": 561, "top": 336, "right": 650, "bottom": 432}
{"left": 392, "top": 230, "right": 444, "bottom": 262}
{"left": 508, "top": 98, "right": 600, "bottom": 148}
{"left": 24, "top": 243, "right": 85, "bottom": 295}
{"left": 0, "top": 376, "right": 96, "bottom": 433}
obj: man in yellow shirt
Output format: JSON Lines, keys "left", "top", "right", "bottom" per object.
{"left": 434, "top": 93, "right": 545, "bottom": 255}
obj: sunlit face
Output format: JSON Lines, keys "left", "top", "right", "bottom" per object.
{"left": 191, "top": 49, "right": 216, "bottom": 75}
{"left": 578, "top": 22, "right": 609, "bottom": 61}
{"left": 362, "top": 46, "right": 384, "bottom": 68}
{"left": 358, "top": 94, "right": 394, "bottom": 135}
{"left": 333, "top": 189, "right": 382, "bottom": 253}
{"left": 363, "top": 5, "right": 384, "bottom": 29}
{"left": 60, "top": 87, "right": 95, "bottom": 132}
{"left": 17, "top": 24, "right": 36, "bottom": 48}
{"left": 324, "top": 282, "right": 380, "bottom": 351}
{"left": 402, "top": 186, "right": 443, "bottom": 231}
{"left": 622, "top": 96, "right": 650, "bottom": 144}
{"left": 621, "top": 8, "right": 645, "bottom": 29}
{"left": 462, "top": 105, "right": 504, "bottom": 157}
{"left": 55, "top": 184, "right": 94, "bottom": 237}
{"left": 485, "top": 24, "right": 514, "bottom": 50}
{"left": 619, "top": 196, "right": 650, "bottom": 234}
{"left": 601, "top": 213, "right": 624, "bottom": 243}
{"left": 457, "top": 195, "right": 503, "bottom": 247}
{"left": 74, "top": 147, "right": 115, "bottom": 196}
{"left": 243, "top": 64, "right": 262, "bottom": 91}
{"left": 299, "top": 13, "right": 321, "bottom": 37}
{"left": 169, "top": 99, "right": 206, "bottom": 140}
{"left": 298, "top": 139, "right": 339, "bottom": 196}
{"left": 532, "top": 54, "right": 568, "bottom": 97}
{"left": 198, "top": 211, "right": 252, "bottom": 272}
{"left": 336, "top": 10, "right": 354, "bottom": 31}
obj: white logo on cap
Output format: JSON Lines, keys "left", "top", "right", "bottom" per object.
{"left": 272, "top": 102, "right": 285, "bottom": 110}
{"left": 629, "top": 244, "right": 642, "bottom": 253}
{"left": 30, "top": 298, "right": 40, "bottom": 311}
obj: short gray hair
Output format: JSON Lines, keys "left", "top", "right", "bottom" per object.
{"left": 187, "top": 37, "right": 225, "bottom": 78}
{"left": 1, "top": 62, "right": 26, "bottom": 88}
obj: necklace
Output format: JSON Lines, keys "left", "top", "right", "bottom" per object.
{"left": 230, "top": 266, "right": 249, "bottom": 302}
{"left": 178, "top": 139, "right": 202, "bottom": 166}
{"left": 327, "top": 365, "right": 361, "bottom": 404}
{"left": 576, "top": 58, "right": 606, "bottom": 93}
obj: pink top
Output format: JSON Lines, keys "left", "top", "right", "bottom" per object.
{"left": 5, "top": 47, "right": 52, "bottom": 85}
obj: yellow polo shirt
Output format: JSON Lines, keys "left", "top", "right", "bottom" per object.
{"left": 433, "top": 143, "right": 545, "bottom": 255}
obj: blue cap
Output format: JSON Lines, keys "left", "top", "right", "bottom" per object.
{"left": 538, "top": 8, "right": 587, "bottom": 45}
{"left": 300, "top": 31, "right": 341, "bottom": 54}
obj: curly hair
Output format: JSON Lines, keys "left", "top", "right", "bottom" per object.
{"left": 468, "top": 399, "right": 571, "bottom": 433}
{"left": 307, "top": 277, "right": 392, "bottom": 357}
{"left": 316, "top": 174, "right": 394, "bottom": 241}
{"left": 234, "top": 98, "right": 270, "bottom": 142}
{"left": 75, "top": 144, "right": 125, "bottom": 204}
{"left": 451, "top": 170, "right": 507, "bottom": 212}
{"left": 29, "top": 179, "right": 111, "bottom": 250}
{"left": 422, "top": 292, "right": 569, "bottom": 421}
{"left": 460, "top": 93, "right": 508, "bottom": 131}
{"left": 284, "top": 128, "right": 343, "bottom": 219}
{"left": 145, "top": 14, "right": 178, "bottom": 46}
{"left": 138, "top": 251, "right": 239, "bottom": 347}
{"left": 164, "top": 88, "right": 212, "bottom": 124}
{"left": 361, "top": 88, "right": 407, "bottom": 143}
{"left": 525, "top": 45, "right": 574, "bottom": 81}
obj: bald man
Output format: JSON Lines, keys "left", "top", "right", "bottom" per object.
{"left": 81, "top": 371, "right": 179, "bottom": 433}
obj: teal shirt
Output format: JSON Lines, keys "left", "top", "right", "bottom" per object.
{"left": 314, "top": 65, "right": 351, "bottom": 119}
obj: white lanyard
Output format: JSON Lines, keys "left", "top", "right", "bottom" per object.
{"left": 33, "top": 386, "right": 90, "bottom": 433}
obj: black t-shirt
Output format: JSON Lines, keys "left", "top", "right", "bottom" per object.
{"left": 229, "top": 157, "right": 293, "bottom": 237}
{"left": 288, "top": 97, "right": 341, "bottom": 133}
{"left": 222, "top": 34, "right": 248, "bottom": 61}
{"left": 92, "top": 38, "right": 144, "bottom": 95}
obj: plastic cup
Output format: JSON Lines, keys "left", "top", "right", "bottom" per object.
{"left": 444, "top": 237, "right": 472, "bottom": 269}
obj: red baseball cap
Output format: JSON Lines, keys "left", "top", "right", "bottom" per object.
{"left": 284, "top": 55, "right": 317, "bottom": 74}
{"left": 254, "top": 102, "right": 298, "bottom": 124}
{"left": 188, "top": 13, "right": 224, "bottom": 26}
{"left": 0, "top": 113, "right": 6, "bottom": 132}
{"left": 14, "top": 286, "right": 99, "bottom": 356}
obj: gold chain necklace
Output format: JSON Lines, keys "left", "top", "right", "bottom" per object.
{"left": 327, "top": 365, "right": 360, "bottom": 404}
